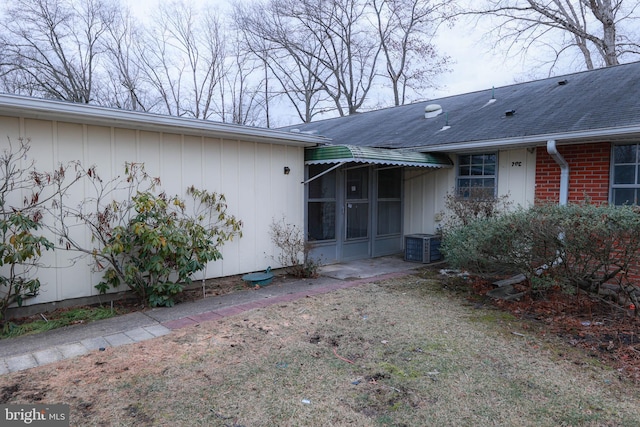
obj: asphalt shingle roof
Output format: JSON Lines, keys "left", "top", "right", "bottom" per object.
{"left": 280, "top": 61, "right": 640, "bottom": 151}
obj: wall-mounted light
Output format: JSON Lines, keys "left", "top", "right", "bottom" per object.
{"left": 284, "top": 166, "right": 290, "bottom": 175}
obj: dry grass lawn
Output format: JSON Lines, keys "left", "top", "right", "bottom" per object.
{"left": 2, "top": 273, "right": 640, "bottom": 426}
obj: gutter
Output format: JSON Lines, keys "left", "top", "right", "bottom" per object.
{"left": 418, "top": 125, "right": 640, "bottom": 153}
{"left": 0, "top": 94, "right": 330, "bottom": 147}
{"left": 546, "top": 140, "right": 569, "bottom": 205}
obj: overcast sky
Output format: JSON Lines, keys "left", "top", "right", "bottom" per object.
{"left": 431, "top": 24, "right": 523, "bottom": 98}
{"left": 137, "top": 0, "right": 557, "bottom": 95}
{"left": 125, "top": 0, "right": 575, "bottom": 124}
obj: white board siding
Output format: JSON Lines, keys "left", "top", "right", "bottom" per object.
{"left": 403, "top": 168, "right": 455, "bottom": 235}
{"left": 403, "top": 148, "right": 537, "bottom": 237}
{"left": 0, "top": 116, "right": 305, "bottom": 306}
{"left": 497, "top": 147, "right": 537, "bottom": 209}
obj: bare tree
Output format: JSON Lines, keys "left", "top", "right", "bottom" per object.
{"left": 135, "top": 0, "right": 227, "bottom": 119}
{"left": 233, "top": 1, "right": 331, "bottom": 124}
{"left": 301, "top": 0, "right": 382, "bottom": 115}
{"left": 218, "top": 34, "right": 266, "bottom": 126}
{"left": 100, "top": 5, "right": 150, "bottom": 111}
{"left": 0, "top": 0, "right": 115, "bottom": 102}
{"left": 372, "top": 0, "right": 451, "bottom": 105}
{"left": 465, "top": 0, "right": 640, "bottom": 70}
{"left": 238, "top": 0, "right": 381, "bottom": 117}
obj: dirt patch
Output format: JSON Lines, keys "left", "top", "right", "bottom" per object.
{"left": 462, "top": 274, "right": 640, "bottom": 383}
{"left": 1, "top": 273, "right": 639, "bottom": 426}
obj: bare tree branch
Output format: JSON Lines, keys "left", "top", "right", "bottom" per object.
{"left": 461, "top": 0, "right": 640, "bottom": 71}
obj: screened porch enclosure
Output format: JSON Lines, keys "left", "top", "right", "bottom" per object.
{"left": 304, "top": 145, "right": 453, "bottom": 263}
{"left": 306, "top": 163, "right": 403, "bottom": 263}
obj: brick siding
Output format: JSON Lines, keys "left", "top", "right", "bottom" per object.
{"left": 535, "top": 142, "right": 611, "bottom": 204}
{"left": 535, "top": 142, "right": 640, "bottom": 285}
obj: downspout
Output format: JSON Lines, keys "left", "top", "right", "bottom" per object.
{"left": 546, "top": 140, "right": 569, "bottom": 205}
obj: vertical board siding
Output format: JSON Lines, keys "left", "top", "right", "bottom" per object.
{"left": 403, "top": 147, "right": 535, "bottom": 237}
{"left": 403, "top": 167, "right": 454, "bottom": 235}
{"left": 0, "top": 116, "right": 305, "bottom": 306}
{"left": 219, "top": 139, "right": 241, "bottom": 276}
{"left": 497, "top": 148, "right": 537, "bottom": 208}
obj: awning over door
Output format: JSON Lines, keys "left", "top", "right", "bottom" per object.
{"left": 305, "top": 144, "right": 452, "bottom": 168}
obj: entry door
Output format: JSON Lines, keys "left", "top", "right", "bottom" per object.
{"left": 343, "top": 167, "right": 370, "bottom": 259}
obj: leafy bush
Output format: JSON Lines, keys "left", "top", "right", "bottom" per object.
{"left": 270, "top": 217, "right": 321, "bottom": 278}
{"left": 94, "top": 187, "right": 242, "bottom": 307}
{"left": 51, "top": 163, "right": 242, "bottom": 307}
{"left": 0, "top": 213, "right": 53, "bottom": 326}
{"left": 441, "top": 206, "right": 566, "bottom": 290}
{"left": 0, "top": 139, "right": 60, "bottom": 326}
{"left": 442, "top": 202, "right": 640, "bottom": 309}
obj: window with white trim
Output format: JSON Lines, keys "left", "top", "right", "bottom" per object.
{"left": 612, "top": 143, "right": 640, "bottom": 205}
{"left": 456, "top": 153, "right": 497, "bottom": 199}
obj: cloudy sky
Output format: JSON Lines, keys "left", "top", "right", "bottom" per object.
{"left": 126, "top": 0, "right": 536, "bottom": 99}
{"left": 124, "top": 0, "right": 579, "bottom": 124}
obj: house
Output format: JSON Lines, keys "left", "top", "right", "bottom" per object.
{"left": 0, "top": 94, "right": 327, "bottom": 309}
{"left": 2, "top": 61, "right": 640, "bottom": 311}
{"left": 282, "top": 61, "right": 640, "bottom": 264}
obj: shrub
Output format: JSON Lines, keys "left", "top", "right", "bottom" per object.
{"left": 269, "top": 217, "right": 321, "bottom": 278}
{"left": 53, "top": 163, "right": 242, "bottom": 307}
{"left": 442, "top": 201, "right": 640, "bottom": 309}
{"left": 94, "top": 187, "right": 242, "bottom": 307}
{"left": 440, "top": 188, "right": 512, "bottom": 229}
{"left": 0, "top": 213, "right": 53, "bottom": 327}
{"left": 0, "top": 139, "right": 61, "bottom": 326}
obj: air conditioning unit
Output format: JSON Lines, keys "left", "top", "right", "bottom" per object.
{"left": 404, "top": 234, "right": 442, "bottom": 263}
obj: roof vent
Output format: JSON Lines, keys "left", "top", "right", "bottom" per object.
{"left": 424, "top": 104, "right": 443, "bottom": 118}
{"left": 505, "top": 109, "right": 516, "bottom": 117}
{"left": 558, "top": 79, "right": 568, "bottom": 86}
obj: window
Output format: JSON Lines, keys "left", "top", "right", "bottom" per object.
{"left": 307, "top": 164, "right": 336, "bottom": 240}
{"left": 612, "top": 144, "right": 640, "bottom": 205}
{"left": 457, "top": 153, "right": 497, "bottom": 199}
{"left": 377, "top": 168, "right": 402, "bottom": 235}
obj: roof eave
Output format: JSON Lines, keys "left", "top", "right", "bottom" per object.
{"left": 0, "top": 94, "right": 329, "bottom": 147}
{"left": 418, "top": 125, "right": 640, "bottom": 153}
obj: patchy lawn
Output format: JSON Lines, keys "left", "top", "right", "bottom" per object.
{"left": 464, "top": 273, "right": 640, "bottom": 384}
{"left": 1, "top": 273, "right": 639, "bottom": 426}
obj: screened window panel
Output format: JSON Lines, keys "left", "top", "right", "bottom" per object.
{"left": 308, "top": 165, "right": 336, "bottom": 199}
{"left": 308, "top": 202, "right": 336, "bottom": 240}
{"left": 378, "top": 168, "right": 401, "bottom": 198}
{"left": 377, "top": 201, "right": 401, "bottom": 235}
{"left": 346, "top": 203, "right": 368, "bottom": 239}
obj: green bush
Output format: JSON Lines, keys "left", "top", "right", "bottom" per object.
{"left": 442, "top": 202, "right": 640, "bottom": 307}
{"left": 441, "top": 206, "right": 557, "bottom": 279}
{"left": 0, "top": 139, "right": 59, "bottom": 327}
{"left": 0, "top": 213, "right": 53, "bottom": 326}
{"left": 95, "top": 187, "right": 242, "bottom": 307}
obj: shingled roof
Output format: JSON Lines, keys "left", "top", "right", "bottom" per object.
{"left": 281, "top": 61, "right": 640, "bottom": 152}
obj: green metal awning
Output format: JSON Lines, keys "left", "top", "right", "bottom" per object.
{"left": 305, "top": 144, "right": 452, "bottom": 168}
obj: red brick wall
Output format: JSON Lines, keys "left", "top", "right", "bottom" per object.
{"left": 535, "top": 142, "right": 611, "bottom": 204}
{"left": 535, "top": 143, "right": 640, "bottom": 284}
